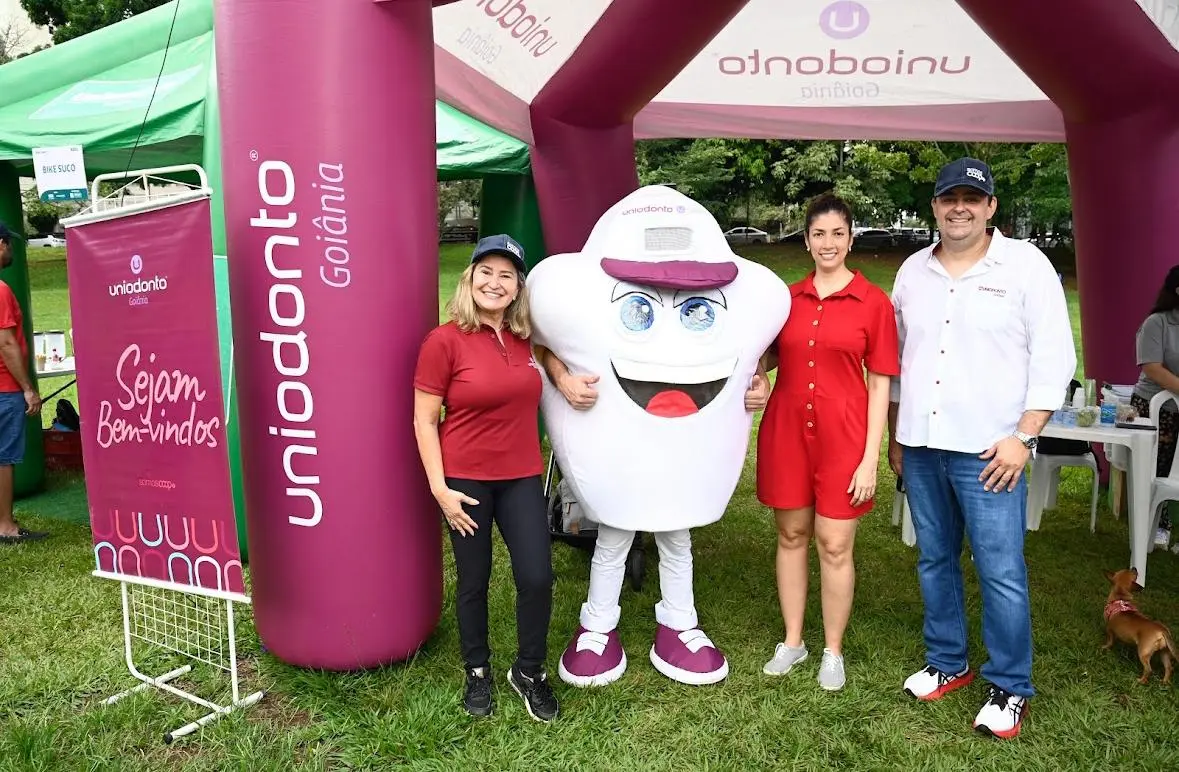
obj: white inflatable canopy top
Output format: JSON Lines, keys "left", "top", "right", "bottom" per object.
{"left": 433, "top": 0, "right": 1179, "bottom": 144}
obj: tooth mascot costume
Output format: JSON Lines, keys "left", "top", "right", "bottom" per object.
{"left": 527, "top": 185, "right": 791, "bottom": 686}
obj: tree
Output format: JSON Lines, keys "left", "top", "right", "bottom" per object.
{"left": 637, "top": 139, "right": 736, "bottom": 222}
{"left": 21, "top": 0, "right": 170, "bottom": 44}
{"left": 0, "top": 17, "right": 29, "bottom": 64}
{"left": 21, "top": 188, "right": 66, "bottom": 235}
{"left": 437, "top": 179, "right": 481, "bottom": 229}
{"left": 642, "top": 137, "right": 1073, "bottom": 239}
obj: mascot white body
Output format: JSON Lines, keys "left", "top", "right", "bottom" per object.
{"left": 527, "top": 185, "right": 790, "bottom": 686}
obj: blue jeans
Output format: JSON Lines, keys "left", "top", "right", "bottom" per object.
{"left": 0, "top": 391, "right": 26, "bottom": 465}
{"left": 902, "top": 446, "right": 1034, "bottom": 697}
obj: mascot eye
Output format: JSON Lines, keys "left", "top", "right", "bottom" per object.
{"left": 620, "top": 294, "right": 655, "bottom": 332}
{"left": 679, "top": 298, "right": 715, "bottom": 331}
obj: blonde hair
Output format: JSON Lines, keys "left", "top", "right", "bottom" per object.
{"left": 446, "top": 262, "right": 532, "bottom": 338}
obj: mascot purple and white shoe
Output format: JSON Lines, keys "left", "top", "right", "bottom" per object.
{"left": 527, "top": 186, "right": 790, "bottom": 687}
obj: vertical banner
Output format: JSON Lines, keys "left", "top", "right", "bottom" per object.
{"left": 63, "top": 194, "right": 244, "bottom": 598}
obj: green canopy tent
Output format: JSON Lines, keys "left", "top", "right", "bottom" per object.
{"left": 0, "top": 1, "right": 531, "bottom": 176}
{"left": 0, "top": 0, "right": 542, "bottom": 557}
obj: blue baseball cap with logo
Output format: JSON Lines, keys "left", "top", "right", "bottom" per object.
{"left": 0, "top": 220, "right": 23, "bottom": 242}
{"left": 934, "top": 157, "right": 994, "bottom": 197}
{"left": 470, "top": 233, "right": 527, "bottom": 274}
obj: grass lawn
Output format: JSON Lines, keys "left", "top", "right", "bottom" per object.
{"left": 2, "top": 243, "right": 1177, "bottom": 770}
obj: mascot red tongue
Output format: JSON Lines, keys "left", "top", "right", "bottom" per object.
{"left": 647, "top": 391, "right": 697, "bottom": 417}
{"left": 526, "top": 185, "right": 791, "bottom": 689}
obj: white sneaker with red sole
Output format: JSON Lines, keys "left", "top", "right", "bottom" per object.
{"left": 902, "top": 665, "right": 975, "bottom": 701}
{"left": 973, "top": 685, "right": 1027, "bottom": 739}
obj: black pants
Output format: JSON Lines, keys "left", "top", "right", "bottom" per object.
{"left": 446, "top": 475, "right": 552, "bottom": 675}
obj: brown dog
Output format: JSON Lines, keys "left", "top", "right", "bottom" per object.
{"left": 1102, "top": 568, "right": 1178, "bottom": 684}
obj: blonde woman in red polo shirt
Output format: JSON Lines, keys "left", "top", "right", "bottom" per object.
{"left": 757, "top": 194, "right": 899, "bottom": 691}
{"left": 413, "top": 235, "right": 558, "bottom": 723}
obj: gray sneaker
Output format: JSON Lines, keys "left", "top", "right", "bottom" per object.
{"left": 818, "top": 648, "right": 846, "bottom": 691}
{"left": 762, "top": 642, "right": 808, "bottom": 675}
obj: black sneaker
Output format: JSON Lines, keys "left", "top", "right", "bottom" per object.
{"left": 463, "top": 666, "right": 493, "bottom": 717}
{"left": 507, "top": 665, "right": 559, "bottom": 722}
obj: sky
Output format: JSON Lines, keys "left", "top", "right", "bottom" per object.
{"left": 0, "top": 0, "right": 52, "bottom": 55}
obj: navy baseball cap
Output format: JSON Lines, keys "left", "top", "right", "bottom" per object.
{"left": 0, "top": 221, "right": 23, "bottom": 242}
{"left": 470, "top": 233, "right": 527, "bottom": 274}
{"left": 934, "top": 157, "right": 994, "bottom": 197}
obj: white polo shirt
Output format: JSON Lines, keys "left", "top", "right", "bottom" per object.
{"left": 889, "top": 230, "right": 1077, "bottom": 453}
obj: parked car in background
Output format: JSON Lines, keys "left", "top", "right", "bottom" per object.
{"left": 893, "top": 227, "right": 932, "bottom": 247}
{"left": 723, "top": 226, "right": 770, "bottom": 245}
{"left": 27, "top": 234, "right": 65, "bottom": 248}
{"left": 851, "top": 228, "right": 896, "bottom": 249}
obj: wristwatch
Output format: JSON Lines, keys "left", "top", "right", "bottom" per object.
{"left": 1012, "top": 431, "right": 1038, "bottom": 450}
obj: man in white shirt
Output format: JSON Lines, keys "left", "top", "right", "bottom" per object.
{"left": 887, "top": 158, "right": 1076, "bottom": 740}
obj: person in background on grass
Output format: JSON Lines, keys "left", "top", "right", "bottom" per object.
{"left": 1131, "top": 265, "right": 1179, "bottom": 535}
{"left": 1127, "top": 266, "right": 1179, "bottom": 537}
{"left": 755, "top": 193, "right": 899, "bottom": 691}
{"left": 0, "top": 221, "right": 44, "bottom": 546}
{"left": 412, "top": 234, "right": 559, "bottom": 722}
{"left": 887, "top": 158, "right": 1075, "bottom": 739}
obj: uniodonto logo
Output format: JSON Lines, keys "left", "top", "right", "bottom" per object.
{"left": 719, "top": 0, "right": 970, "bottom": 80}
{"left": 472, "top": 0, "right": 559, "bottom": 58}
{"left": 819, "top": 1, "right": 871, "bottom": 40}
{"left": 109, "top": 253, "right": 167, "bottom": 305}
{"left": 621, "top": 204, "right": 680, "bottom": 216}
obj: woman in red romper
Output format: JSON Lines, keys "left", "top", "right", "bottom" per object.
{"left": 756, "top": 194, "right": 899, "bottom": 691}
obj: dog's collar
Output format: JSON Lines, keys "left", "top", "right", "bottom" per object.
{"left": 1105, "top": 598, "right": 1137, "bottom": 621}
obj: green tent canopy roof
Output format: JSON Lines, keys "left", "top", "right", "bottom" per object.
{"left": 0, "top": 0, "right": 529, "bottom": 179}
{"left": 434, "top": 101, "right": 531, "bottom": 180}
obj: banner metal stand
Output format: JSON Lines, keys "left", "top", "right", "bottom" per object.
{"left": 99, "top": 575, "right": 264, "bottom": 743}
{"left": 66, "top": 165, "right": 263, "bottom": 742}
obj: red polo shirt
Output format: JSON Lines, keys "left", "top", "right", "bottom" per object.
{"left": 0, "top": 282, "right": 28, "bottom": 393}
{"left": 413, "top": 321, "right": 543, "bottom": 481}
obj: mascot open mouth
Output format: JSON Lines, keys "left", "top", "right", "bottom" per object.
{"left": 610, "top": 357, "right": 736, "bottom": 418}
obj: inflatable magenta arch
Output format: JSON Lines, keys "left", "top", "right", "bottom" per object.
{"left": 215, "top": 0, "right": 1179, "bottom": 670}
{"left": 957, "top": 0, "right": 1179, "bottom": 388}
{"left": 214, "top": 0, "right": 444, "bottom": 670}
{"left": 527, "top": 0, "right": 1179, "bottom": 389}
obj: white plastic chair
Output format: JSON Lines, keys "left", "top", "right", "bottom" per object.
{"left": 1146, "top": 390, "right": 1179, "bottom": 551}
{"left": 1026, "top": 450, "right": 1101, "bottom": 532}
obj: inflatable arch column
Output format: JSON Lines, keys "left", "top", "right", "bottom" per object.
{"left": 1066, "top": 109, "right": 1179, "bottom": 385}
{"left": 0, "top": 162, "right": 45, "bottom": 497}
{"left": 955, "top": 0, "right": 1179, "bottom": 387}
{"left": 214, "top": 0, "right": 442, "bottom": 670}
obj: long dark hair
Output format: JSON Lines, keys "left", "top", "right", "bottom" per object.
{"left": 1150, "top": 265, "right": 1179, "bottom": 315}
{"left": 803, "top": 193, "right": 854, "bottom": 233}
